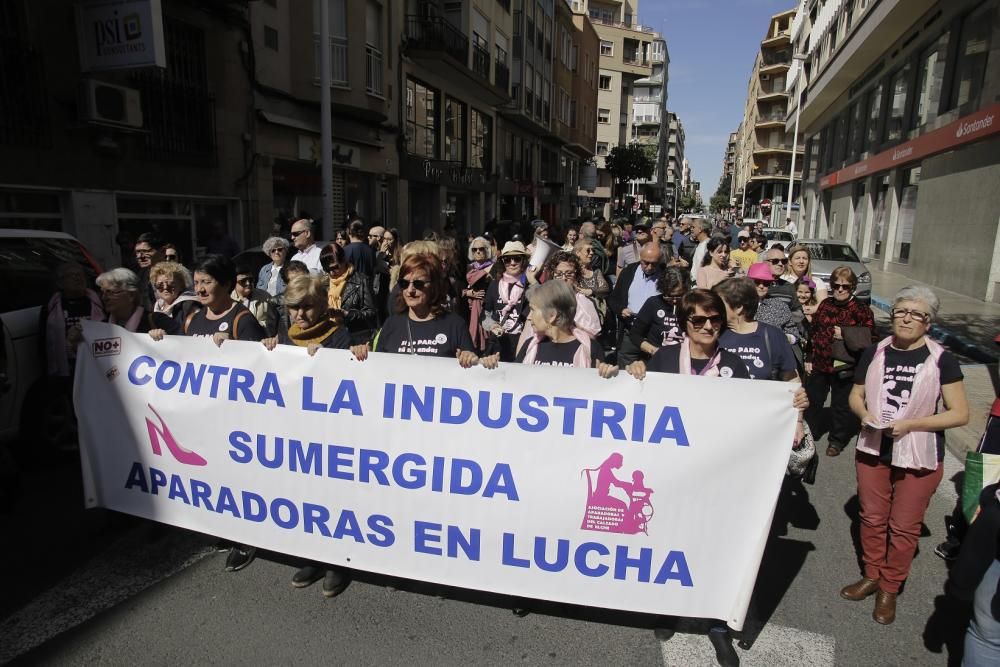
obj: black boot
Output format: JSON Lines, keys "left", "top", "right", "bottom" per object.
{"left": 708, "top": 628, "right": 739, "bottom": 667}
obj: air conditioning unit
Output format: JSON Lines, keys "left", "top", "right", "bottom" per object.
{"left": 81, "top": 80, "right": 143, "bottom": 128}
{"left": 761, "top": 74, "right": 771, "bottom": 81}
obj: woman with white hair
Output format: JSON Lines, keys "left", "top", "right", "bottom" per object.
{"left": 841, "top": 285, "right": 969, "bottom": 626}
{"left": 97, "top": 268, "right": 153, "bottom": 333}
{"left": 464, "top": 236, "right": 495, "bottom": 352}
{"left": 257, "top": 236, "right": 290, "bottom": 296}
{"left": 514, "top": 279, "right": 608, "bottom": 368}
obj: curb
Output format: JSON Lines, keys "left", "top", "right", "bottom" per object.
{"left": 871, "top": 295, "right": 999, "bottom": 363}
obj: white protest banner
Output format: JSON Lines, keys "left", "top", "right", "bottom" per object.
{"left": 75, "top": 322, "right": 797, "bottom": 629}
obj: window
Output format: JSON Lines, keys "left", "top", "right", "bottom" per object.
{"left": 833, "top": 112, "right": 848, "bottom": 165}
{"left": 865, "top": 82, "right": 883, "bottom": 150}
{"left": 0, "top": 2, "right": 48, "bottom": 147}
{"left": 599, "top": 74, "right": 611, "bottom": 90}
{"left": 365, "top": 1, "right": 383, "bottom": 96}
{"left": 313, "top": 0, "right": 348, "bottom": 86}
{"left": 525, "top": 64, "right": 534, "bottom": 114}
{"left": 570, "top": 99, "right": 577, "bottom": 127}
{"left": 893, "top": 166, "right": 920, "bottom": 263}
{"left": 600, "top": 40, "right": 613, "bottom": 56}
{"left": 445, "top": 97, "right": 465, "bottom": 163}
{"left": 470, "top": 109, "right": 492, "bottom": 172}
{"left": 949, "top": 7, "right": 995, "bottom": 111}
{"left": 915, "top": 32, "right": 949, "bottom": 127}
{"left": 596, "top": 142, "right": 609, "bottom": 156}
{"left": 597, "top": 108, "right": 610, "bottom": 123}
{"left": 264, "top": 26, "right": 278, "bottom": 51}
{"left": 884, "top": 64, "right": 911, "bottom": 143}
{"left": 847, "top": 100, "right": 864, "bottom": 161}
{"left": 405, "top": 78, "right": 437, "bottom": 158}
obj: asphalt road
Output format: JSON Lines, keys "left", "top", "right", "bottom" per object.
{"left": 0, "top": 422, "right": 970, "bottom": 666}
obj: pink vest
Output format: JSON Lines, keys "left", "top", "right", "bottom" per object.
{"left": 857, "top": 336, "right": 944, "bottom": 470}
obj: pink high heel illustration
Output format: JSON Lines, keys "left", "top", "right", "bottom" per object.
{"left": 145, "top": 404, "right": 207, "bottom": 466}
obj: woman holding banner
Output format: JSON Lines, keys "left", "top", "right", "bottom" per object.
{"left": 508, "top": 280, "right": 608, "bottom": 369}
{"left": 843, "top": 286, "right": 968, "bottom": 625}
{"left": 481, "top": 242, "right": 531, "bottom": 362}
{"left": 260, "top": 274, "right": 352, "bottom": 597}
{"left": 97, "top": 268, "right": 154, "bottom": 334}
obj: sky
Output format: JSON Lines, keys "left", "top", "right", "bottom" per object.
{"left": 640, "top": 0, "right": 798, "bottom": 199}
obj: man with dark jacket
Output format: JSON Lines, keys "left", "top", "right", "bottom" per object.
{"left": 343, "top": 218, "right": 376, "bottom": 278}
{"left": 609, "top": 243, "right": 663, "bottom": 330}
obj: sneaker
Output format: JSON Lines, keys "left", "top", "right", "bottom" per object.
{"left": 934, "top": 538, "right": 961, "bottom": 561}
{"left": 291, "top": 564, "right": 324, "bottom": 588}
{"left": 322, "top": 568, "right": 351, "bottom": 598}
{"left": 224, "top": 545, "right": 257, "bottom": 572}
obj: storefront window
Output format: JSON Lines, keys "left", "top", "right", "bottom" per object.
{"left": 893, "top": 167, "right": 920, "bottom": 263}
{"left": 832, "top": 112, "right": 848, "bottom": 166}
{"left": 0, "top": 190, "right": 62, "bottom": 231}
{"left": 884, "top": 64, "right": 911, "bottom": 143}
{"left": 470, "top": 108, "right": 492, "bottom": 172}
{"left": 406, "top": 78, "right": 437, "bottom": 159}
{"left": 915, "top": 32, "right": 949, "bottom": 127}
{"left": 847, "top": 101, "right": 864, "bottom": 162}
{"left": 445, "top": 97, "right": 465, "bottom": 163}
{"left": 949, "top": 7, "right": 994, "bottom": 111}
{"left": 865, "top": 82, "right": 883, "bottom": 151}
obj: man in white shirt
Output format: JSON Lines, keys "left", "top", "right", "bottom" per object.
{"left": 289, "top": 218, "right": 323, "bottom": 275}
{"left": 688, "top": 219, "right": 712, "bottom": 283}
{"left": 785, "top": 217, "right": 798, "bottom": 238}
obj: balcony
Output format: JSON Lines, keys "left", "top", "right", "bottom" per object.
{"left": 757, "top": 88, "right": 788, "bottom": 102}
{"left": 495, "top": 59, "right": 509, "bottom": 92}
{"left": 751, "top": 166, "right": 802, "bottom": 180}
{"left": 755, "top": 111, "right": 786, "bottom": 128}
{"left": 365, "top": 46, "right": 383, "bottom": 96}
{"left": 471, "top": 43, "right": 490, "bottom": 80}
{"left": 312, "top": 36, "right": 349, "bottom": 86}
{"left": 633, "top": 113, "right": 661, "bottom": 125}
{"left": 761, "top": 28, "right": 791, "bottom": 48}
{"left": 405, "top": 15, "right": 468, "bottom": 64}
{"left": 753, "top": 143, "right": 802, "bottom": 155}
{"left": 632, "top": 95, "right": 661, "bottom": 104}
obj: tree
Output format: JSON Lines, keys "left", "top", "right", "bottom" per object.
{"left": 604, "top": 143, "right": 656, "bottom": 206}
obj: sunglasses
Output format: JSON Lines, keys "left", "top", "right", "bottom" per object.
{"left": 891, "top": 308, "right": 930, "bottom": 323}
{"left": 154, "top": 281, "right": 177, "bottom": 291}
{"left": 236, "top": 278, "right": 252, "bottom": 286}
{"left": 753, "top": 280, "right": 774, "bottom": 288}
{"left": 290, "top": 230, "right": 307, "bottom": 238}
{"left": 471, "top": 246, "right": 488, "bottom": 252}
{"left": 831, "top": 283, "right": 853, "bottom": 291}
{"left": 503, "top": 257, "right": 524, "bottom": 265}
{"left": 270, "top": 247, "right": 286, "bottom": 254}
{"left": 768, "top": 258, "right": 788, "bottom": 265}
{"left": 687, "top": 315, "right": 723, "bottom": 329}
{"left": 399, "top": 278, "right": 428, "bottom": 291}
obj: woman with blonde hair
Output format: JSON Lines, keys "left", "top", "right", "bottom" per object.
{"left": 783, "top": 243, "right": 828, "bottom": 302}
{"left": 148, "top": 260, "right": 199, "bottom": 336}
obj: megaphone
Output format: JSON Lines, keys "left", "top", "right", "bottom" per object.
{"left": 528, "top": 237, "right": 561, "bottom": 271}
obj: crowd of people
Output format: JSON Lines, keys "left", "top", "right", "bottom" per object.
{"left": 42, "top": 211, "right": 999, "bottom": 667}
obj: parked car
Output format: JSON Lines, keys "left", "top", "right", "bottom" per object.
{"left": 763, "top": 229, "right": 795, "bottom": 252}
{"left": 0, "top": 230, "right": 102, "bottom": 457}
{"left": 793, "top": 238, "right": 872, "bottom": 303}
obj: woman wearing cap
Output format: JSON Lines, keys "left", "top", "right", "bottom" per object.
{"left": 805, "top": 266, "right": 874, "bottom": 457}
{"left": 257, "top": 236, "right": 290, "bottom": 296}
{"left": 730, "top": 232, "right": 757, "bottom": 273}
{"left": 353, "top": 253, "right": 477, "bottom": 366}
{"left": 842, "top": 285, "right": 968, "bottom": 625}
{"left": 696, "top": 236, "right": 736, "bottom": 290}
{"left": 783, "top": 243, "right": 828, "bottom": 302}
{"left": 747, "top": 262, "right": 803, "bottom": 345}
{"left": 320, "top": 242, "right": 376, "bottom": 345}
{"left": 464, "top": 236, "right": 495, "bottom": 352}
{"left": 482, "top": 241, "right": 531, "bottom": 361}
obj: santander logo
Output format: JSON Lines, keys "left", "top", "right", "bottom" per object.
{"left": 145, "top": 404, "right": 207, "bottom": 466}
{"left": 956, "top": 114, "right": 994, "bottom": 139}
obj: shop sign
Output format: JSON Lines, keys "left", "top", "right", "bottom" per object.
{"left": 401, "top": 155, "right": 494, "bottom": 192}
{"left": 820, "top": 102, "right": 1000, "bottom": 189}
{"left": 76, "top": 0, "right": 166, "bottom": 71}
{"left": 297, "top": 136, "right": 361, "bottom": 170}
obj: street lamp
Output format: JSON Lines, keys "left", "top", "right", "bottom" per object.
{"left": 785, "top": 53, "right": 808, "bottom": 231}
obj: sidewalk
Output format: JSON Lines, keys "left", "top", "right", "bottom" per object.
{"left": 868, "top": 267, "right": 999, "bottom": 457}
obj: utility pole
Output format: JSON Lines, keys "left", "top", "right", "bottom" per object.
{"left": 319, "top": 0, "right": 334, "bottom": 241}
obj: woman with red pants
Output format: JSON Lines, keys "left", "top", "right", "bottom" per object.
{"left": 842, "top": 285, "right": 969, "bottom": 625}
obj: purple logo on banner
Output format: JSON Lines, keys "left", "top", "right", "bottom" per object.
{"left": 580, "top": 453, "right": 655, "bottom": 535}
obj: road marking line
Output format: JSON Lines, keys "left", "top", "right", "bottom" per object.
{"left": 658, "top": 624, "right": 835, "bottom": 666}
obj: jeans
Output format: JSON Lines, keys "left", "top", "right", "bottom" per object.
{"left": 964, "top": 559, "right": 1000, "bottom": 666}
{"left": 856, "top": 452, "right": 943, "bottom": 593}
{"left": 805, "top": 370, "right": 859, "bottom": 449}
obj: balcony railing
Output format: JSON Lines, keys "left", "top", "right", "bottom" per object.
{"left": 471, "top": 43, "right": 490, "bottom": 81}
{"left": 588, "top": 16, "right": 656, "bottom": 32}
{"left": 495, "top": 59, "right": 509, "bottom": 91}
{"left": 632, "top": 95, "right": 661, "bottom": 104}
{"left": 761, "top": 51, "right": 790, "bottom": 67}
{"left": 313, "top": 36, "right": 349, "bottom": 86}
{"left": 755, "top": 111, "right": 786, "bottom": 123}
{"left": 633, "top": 114, "right": 661, "bottom": 124}
{"left": 365, "top": 45, "right": 383, "bottom": 96}
{"left": 405, "top": 15, "right": 468, "bottom": 65}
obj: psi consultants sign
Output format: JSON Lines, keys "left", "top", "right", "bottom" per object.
{"left": 76, "top": 0, "right": 166, "bottom": 71}
{"left": 75, "top": 322, "right": 798, "bottom": 629}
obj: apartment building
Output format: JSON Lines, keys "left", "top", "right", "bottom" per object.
{"left": 732, "top": 8, "right": 803, "bottom": 225}
{"left": 664, "top": 111, "right": 685, "bottom": 213}
{"left": 788, "top": 0, "right": 1000, "bottom": 301}
{"left": 630, "top": 37, "right": 669, "bottom": 208}
{"left": 719, "top": 131, "right": 738, "bottom": 203}
{"left": 581, "top": 0, "right": 665, "bottom": 217}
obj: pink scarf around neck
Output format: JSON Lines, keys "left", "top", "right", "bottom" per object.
{"left": 679, "top": 339, "right": 722, "bottom": 377}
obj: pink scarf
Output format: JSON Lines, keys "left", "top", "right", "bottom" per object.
{"left": 521, "top": 329, "right": 593, "bottom": 368}
{"left": 498, "top": 272, "right": 526, "bottom": 333}
{"left": 679, "top": 340, "right": 722, "bottom": 377}
{"left": 466, "top": 262, "right": 493, "bottom": 350}
{"left": 45, "top": 290, "right": 104, "bottom": 376}
{"left": 857, "top": 336, "right": 944, "bottom": 470}
{"left": 110, "top": 306, "right": 146, "bottom": 333}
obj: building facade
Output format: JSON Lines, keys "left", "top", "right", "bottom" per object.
{"left": 732, "top": 8, "right": 804, "bottom": 224}
{"left": 788, "top": 0, "right": 1000, "bottom": 301}
{"left": 664, "top": 111, "right": 685, "bottom": 215}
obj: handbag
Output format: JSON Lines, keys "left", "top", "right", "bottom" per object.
{"left": 787, "top": 420, "right": 816, "bottom": 479}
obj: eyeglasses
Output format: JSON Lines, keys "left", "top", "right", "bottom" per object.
{"left": 154, "top": 282, "right": 177, "bottom": 292}
{"left": 551, "top": 270, "right": 575, "bottom": 279}
{"left": 831, "top": 283, "right": 853, "bottom": 291}
{"left": 502, "top": 257, "right": 524, "bottom": 265}
{"left": 471, "top": 247, "right": 488, "bottom": 253}
{"left": 891, "top": 308, "right": 930, "bottom": 323}
{"left": 688, "top": 315, "right": 724, "bottom": 329}
{"left": 290, "top": 230, "right": 307, "bottom": 238}
{"left": 753, "top": 280, "right": 774, "bottom": 288}
{"left": 768, "top": 258, "right": 788, "bottom": 265}
{"left": 399, "top": 278, "right": 428, "bottom": 291}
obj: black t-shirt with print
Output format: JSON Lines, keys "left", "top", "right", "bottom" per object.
{"left": 374, "top": 312, "right": 474, "bottom": 357}
{"left": 630, "top": 295, "right": 684, "bottom": 350}
{"left": 645, "top": 344, "right": 751, "bottom": 379}
{"left": 854, "top": 344, "right": 963, "bottom": 462}
{"left": 184, "top": 303, "right": 266, "bottom": 341}
{"left": 514, "top": 338, "right": 605, "bottom": 368}
{"left": 718, "top": 322, "right": 797, "bottom": 381}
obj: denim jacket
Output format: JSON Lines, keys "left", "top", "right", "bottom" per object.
{"left": 257, "top": 263, "right": 286, "bottom": 296}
